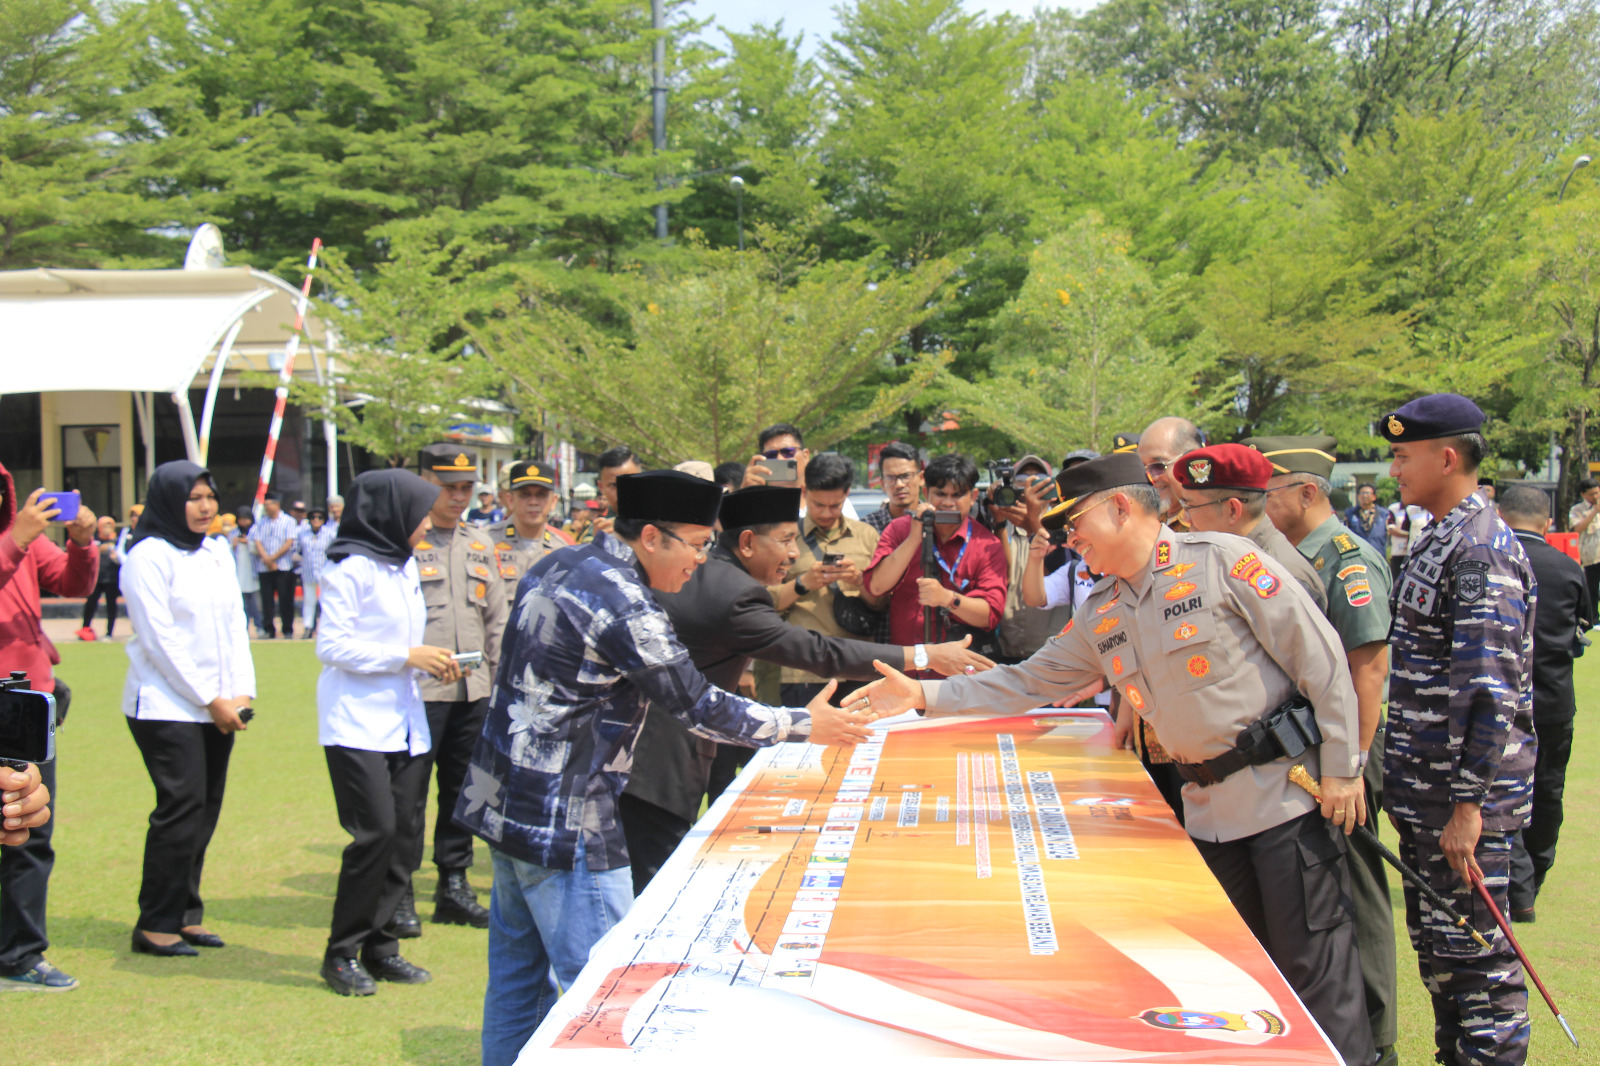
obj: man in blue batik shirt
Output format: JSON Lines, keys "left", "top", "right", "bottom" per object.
{"left": 1382, "top": 394, "right": 1536, "bottom": 1066}
{"left": 455, "top": 470, "right": 873, "bottom": 1066}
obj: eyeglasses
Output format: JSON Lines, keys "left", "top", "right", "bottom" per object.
{"left": 1144, "top": 461, "right": 1170, "bottom": 478}
{"left": 1177, "top": 498, "right": 1229, "bottom": 517}
{"left": 762, "top": 447, "right": 800, "bottom": 460}
{"left": 1061, "top": 494, "right": 1114, "bottom": 536}
{"left": 660, "top": 528, "right": 713, "bottom": 559}
{"left": 883, "top": 472, "right": 918, "bottom": 485}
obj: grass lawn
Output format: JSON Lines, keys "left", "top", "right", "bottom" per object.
{"left": 12, "top": 641, "right": 1600, "bottom": 1064}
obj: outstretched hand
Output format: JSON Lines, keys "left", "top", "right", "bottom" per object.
{"left": 803, "top": 680, "right": 876, "bottom": 748}
{"left": 844, "top": 660, "right": 927, "bottom": 720}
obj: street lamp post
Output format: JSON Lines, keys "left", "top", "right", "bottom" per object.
{"left": 1558, "top": 154, "right": 1591, "bottom": 202}
{"left": 730, "top": 175, "right": 745, "bottom": 251}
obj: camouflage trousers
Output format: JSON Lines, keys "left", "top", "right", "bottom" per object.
{"left": 1393, "top": 820, "right": 1529, "bottom": 1066}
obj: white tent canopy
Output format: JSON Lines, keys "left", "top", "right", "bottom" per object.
{"left": 0, "top": 266, "right": 335, "bottom": 484}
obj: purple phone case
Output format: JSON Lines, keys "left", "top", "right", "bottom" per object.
{"left": 41, "top": 491, "right": 80, "bottom": 522}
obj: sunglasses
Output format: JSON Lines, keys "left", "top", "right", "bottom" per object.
{"left": 762, "top": 447, "right": 800, "bottom": 460}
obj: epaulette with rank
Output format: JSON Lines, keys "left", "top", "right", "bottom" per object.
{"left": 1331, "top": 531, "right": 1361, "bottom": 556}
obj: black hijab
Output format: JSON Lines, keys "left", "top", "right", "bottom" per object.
{"left": 326, "top": 469, "right": 438, "bottom": 568}
{"left": 129, "top": 461, "right": 216, "bottom": 553}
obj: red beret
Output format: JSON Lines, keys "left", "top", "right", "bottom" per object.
{"left": 1173, "top": 443, "right": 1271, "bottom": 492}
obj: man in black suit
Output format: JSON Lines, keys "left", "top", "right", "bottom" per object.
{"left": 1498, "top": 484, "right": 1592, "bottom": 922}
{"left": 617, "top": 485, "right": 994, "bottom": 893}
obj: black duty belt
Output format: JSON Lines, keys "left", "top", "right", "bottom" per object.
{"left": 1173, "top": 696, "right": 1323, "bottom": 788}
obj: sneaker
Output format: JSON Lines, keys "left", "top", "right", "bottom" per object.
{"left": 76, "top": 627, "right": 96, "bottom": 642}
{"left": 0, "top": 960, "right": 79, "bottom": 992}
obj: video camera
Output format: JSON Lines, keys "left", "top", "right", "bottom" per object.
{"left": 987, "top": 459, "right": 1020, "bottom": 508}
{"left": 0, "top": 672, "right": 56, "bottom": 770}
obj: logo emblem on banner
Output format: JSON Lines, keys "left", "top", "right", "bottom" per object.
{"left": 1138, "top": 1008, "right": 1287, "bottom": 1035}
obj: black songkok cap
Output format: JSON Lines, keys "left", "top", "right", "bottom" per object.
{"left": 616, "top": 470, "right": 723, "bottom": 527}
{"left": 1379, "top": 394, "right": 1485, "bottom": 443}
{"left": 1041, "top": 453, "right": 1151, "bottom": 531}
{"left": 719, "top": 485, "right": 802, "bottom": 531}
{"left": 1240, "top": 435, "right": 1339, "bottom": 481}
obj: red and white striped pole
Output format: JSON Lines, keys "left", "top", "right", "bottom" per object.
{"left": 253, "top": 238, "right": 322, "bottom": 518}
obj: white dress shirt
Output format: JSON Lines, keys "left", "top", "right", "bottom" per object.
{"left": 315, "top": 553, "right": 431, "bottom": 755}
{"left": 121, "top": 537, "right": 256, "bottom": 724}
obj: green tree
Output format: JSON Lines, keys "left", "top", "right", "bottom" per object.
{"left": 0, "top": 0, "right": 191, "bottom": 268}
{"left": 469, "top": 227, "right": 954, "bottom": 465}
{"left": 1066, "top": 0, "right": 1351, "bottom": 173}
{"left": 938, "top": 215, "right": 1203, "bottom": 455}
{"left": 279, "top": 230, "right": 486, "bottom": 468}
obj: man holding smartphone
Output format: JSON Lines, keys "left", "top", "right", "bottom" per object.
{"left": 0, "top": 463, "right": 97, "bottom": 992}
{"left": 988, "top": 455, "right": 1072, "bottom": 663}
{"left": 741, "top": 423, "right": 861, "bottom": 522}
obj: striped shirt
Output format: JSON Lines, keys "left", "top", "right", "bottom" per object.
{"left": 248, "top": 512, "right": 301, "bottom": 573}
{"left": 296, "top": 524, "right": 337, "bottom": 583}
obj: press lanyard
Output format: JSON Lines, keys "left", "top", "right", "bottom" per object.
{"left": 934, "top": 519, "right": 971, "bottom": 590}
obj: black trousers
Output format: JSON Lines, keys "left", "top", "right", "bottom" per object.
{"left": 1348, "top": 738, "right": 1398, "bottom": 1050}
{"left": 0, "top": 674, "right": 67, "bottom": 975}
{"left": 258, "top": 571, "right": 297, "bottom": 636}
{"left": 1584, "top": 564, "right": 1600, "bottom": 623}
{"left": 126, "top": 716, "right": 234, "bottom": 933}
{"left": 1510, "top": 718, "right": 1575, "bottom": 912}
{"left": 1194, "top": 811, "right": 1376, "bottom": 1066}
{"left": 619, "top": 792, "right": 694, "bottom": 896}
{"left": 417, "top": 699, "right": 488, "bottom": 874}
{"left": 81, "top": 584, "right": 119, "bottom": 635}
{"left": 324, "top": 745, "right": 429, "bottom": 961}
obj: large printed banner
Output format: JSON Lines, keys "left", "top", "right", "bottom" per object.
{"left": 522, "top": 710, "right": 1342, "bottom": 1063}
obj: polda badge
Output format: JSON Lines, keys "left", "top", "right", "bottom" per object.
{"left": 1137, "top": 1007, "right": 1287, "bottom": 1036}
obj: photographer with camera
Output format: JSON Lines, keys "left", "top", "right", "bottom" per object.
{"left": 0, "top": 460, "right": 98, "bottom": 991}
{"left": 985, "top": 455, "right": 1072, "bottom": 663}
{"left": 864, "top": 453, "right": 1007, "bottom": 675}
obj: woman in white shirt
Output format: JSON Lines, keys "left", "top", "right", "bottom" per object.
{"left": 120, "top": 461, "right": 254, "bottom": 958}
{"left": 315, "top": 469, "right": 458, "bottom": 997}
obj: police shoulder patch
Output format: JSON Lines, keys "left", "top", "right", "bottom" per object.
{"left": 1454, "top": 560, "right": 1490, "bottom": 603}
{"left": 1155, "top": 541, "right": 1172, "bottom": 568}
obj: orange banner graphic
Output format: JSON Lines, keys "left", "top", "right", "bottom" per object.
{"left": 530, "top": 711, "right": 1342, "bottom": 1063}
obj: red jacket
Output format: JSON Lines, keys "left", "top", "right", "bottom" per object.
{"left": 0, "top": 461, "right": 98, "bottom": 694}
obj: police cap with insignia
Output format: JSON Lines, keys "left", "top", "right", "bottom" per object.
{"left": 506, "top": 459, "right": 556, "bottom": 490}
{"left": 1173, "top": 443, "right": 1272, "bottom": 492}
{"left": 1110, "top": 433, "right": 1140, "bottom": 454}
{"left": 419, "top": 442, "right": 479, "bottom": 483}
{"left": 616, "top": 470, "right": 724, "bottom": 527}
{"left": 1041, "top": 453, "right": 1150, "bottom": 531}
{"left": 718, "top": 485, "right": 802, "bottom": 531}
{"left": 1379, "top": 393, "right": 1485, "bottom": 443}
{"left": 1060, "top": 448, "right": 1099, "bottom": 471}
{"left": 1241, "top": 434, "right": 1338, "bottom": 480}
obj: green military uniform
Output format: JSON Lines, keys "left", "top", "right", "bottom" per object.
{"left": 1247, "top": 433, "right": 1399, "bottom": 1057}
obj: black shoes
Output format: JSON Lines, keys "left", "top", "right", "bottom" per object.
{"left": 362, "top": 954, "right": 431, "bottom": 984}
{"left": 131, "top": 930, "right": 198, "bottom": 957}
{"left": 321, "top": 956, "right": 377, "bottom": 997}
{"left": 1511, "top": 907, "right": 1536, "bottom": 924}
{"left": 180, "top": 930, "right": 225, "bottom": 948}
{"left": 434, "top": 869, "right": 490, "bottom": 928}
{"left": 385, "top": 883, "right": 422, "bottom": 939}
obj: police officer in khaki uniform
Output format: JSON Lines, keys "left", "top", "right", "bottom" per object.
{"left": 409, "top": 443, "right": 508, "bottom": 932}
{"left": 1247, "top": 434, "right": 1399, "bottom": 1066}
{"left": 850, "top": 453, "right": 1377, "bottom": 1066}
{"left": 484, "top": 459, "right": 571, "bottom": 606}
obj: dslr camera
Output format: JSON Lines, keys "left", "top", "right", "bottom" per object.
{"left": 0, "top": 672, "right": 55, "bottom": 769}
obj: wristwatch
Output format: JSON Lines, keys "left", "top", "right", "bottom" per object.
{"left": 793, "top": 574, "right": 807, "bottom": 596}
{"left": 913, "top": 644, "right": 930, "bottom": 670}
{"left": 1356, "top": 751, "right": 1371, "bottom": 772}
{"left": 950, "top": 593, "right": 963, "bottom": 611}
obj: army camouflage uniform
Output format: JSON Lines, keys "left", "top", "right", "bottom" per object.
{"left": 413, "top": 521, "right": 508, "bottom": 877}
{"left": 1387, "top": 491, "right": 1535, "bottom": 1066}
{"left": 1302, "top": 516, "right": 1399, "bottom": 1053}
{"left": 484, "top": 519, "right": 568, "bottom": 608}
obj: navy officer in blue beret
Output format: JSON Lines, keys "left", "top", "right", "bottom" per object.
{"left": 1382, "top": 394, "right": 1537, "bottom": 1066}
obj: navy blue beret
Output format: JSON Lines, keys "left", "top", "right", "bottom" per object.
{"left": 1379, "top": 394, "right": 1484, "bottom": 443}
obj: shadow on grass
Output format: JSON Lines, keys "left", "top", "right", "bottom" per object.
{"left": 303, "top": 842, "right": 346, "bottom": 859}
{"left": 400, "top": 1026, "right": 480, "bottom": 1065}
{"left": 280, "top": 871, "right": 338, "bottom": 897}
{"left": 110, "top": 939, "right": 326, "bottom": 989}
{"left": 199, "top": 893, "right": 332, "bottom": 929}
